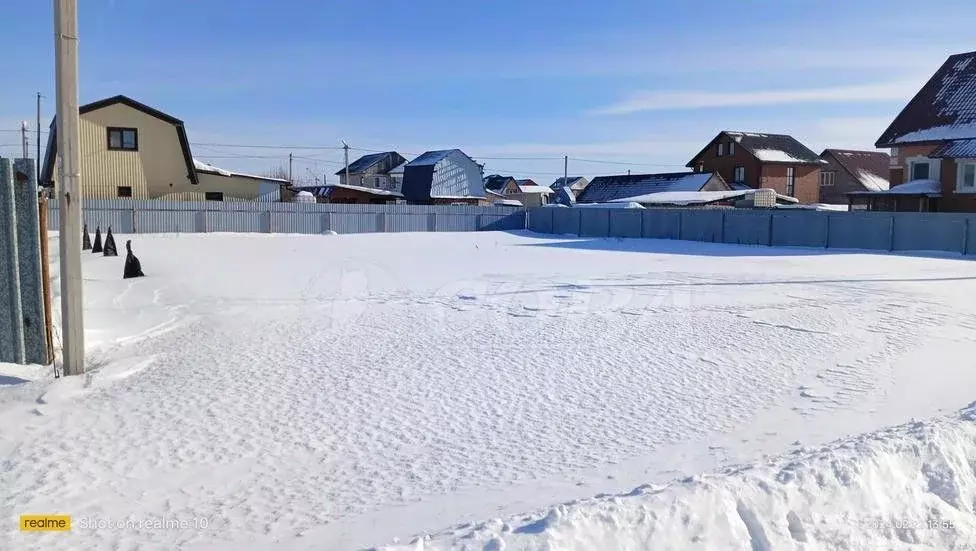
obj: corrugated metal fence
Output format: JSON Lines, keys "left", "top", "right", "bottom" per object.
{"left": 46, "top": 199, "right": 527, "bottom": 234}
{"left": 527, "top": 207, "right": 976, "bottom": 256}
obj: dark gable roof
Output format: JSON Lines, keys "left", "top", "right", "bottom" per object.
{"left": 333, "top": 151, "right": 406, "bottom": 176}
{"left": 876, "top": 51, "right": 976, "bottom": 147}
{"left": 41, "top": 95, "right": 197, "bottom": 186}
{"left": 550, "top": 176, "right": 585, "bottom": 190}
{"left": 484, "top": 174, "right": 515, "bottom": 192}
{"left": 577, "top": 172, "right": 720, "bottom": 203}
{"left": 821, "top": 149, "right": 890, "bottom": 187}
{"left": 515, "top": 178, "right": 537, "bottom": 187}
{"left": 687, "top": 131, "right": 822, "bottom": 166}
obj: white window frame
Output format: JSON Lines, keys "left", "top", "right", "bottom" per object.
{"left": 786, "top": 166, "right": 796, "bottom": 196}
{"left": 820, "top": 171, "right": 835, "bottom": 187}
{"left": 729, "top": 141, "right": 735, "bottom": 155}
{"left": 907, "top": 156, "right": 940, "bottom": 182}
{"left": 717, "top": 143, "right": 725, "bottom": 157}
{"left": 956, "top": 160, "right": 976, "bottom": 193}
{"left": 733, "top": 165, "right": 745, "bottom": 183}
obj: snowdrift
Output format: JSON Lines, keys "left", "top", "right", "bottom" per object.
{"left": 391, "top": 401, "right": 976, "bottom": 550}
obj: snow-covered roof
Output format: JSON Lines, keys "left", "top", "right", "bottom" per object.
{"left": 877, "top": 51, "right": 976, "bottom": 146}
{"left": 549, "top": 176, "right": 588, "bottom": 191}
{"left": 855, "top": 169, "right": 890, "bottom": 192}
{"left": 406, "top": 149, "right": 457, "bottom": 167}
{"left": 333, "top": 152, "right": 406, "bottom": 176}
{"left": 515, "top": 184, "right": 553, "bottom": 194}
{"left": 325, "top": 182, "right": 404, "bottom": 197}
{"left": 752, "top": 149, "right": 816, "bottom": 163}
{"left": 930, "top": 138, "right": 976, "bottom": 158}
{"left": 848, "top": 179, "right": 941, "bottom": 197}
{"left": 611, "top": 190, "right": 750, "bottom": 206}
{"left": 688, "top": 131, "right": 822, "bottom": 166}
{"left": 493, "top": 199, "right": 523, "bottom": 207}
{"left": 578, "top": 172, "right": 721, "bottom": 203}
{"left": 193, "top": 159, "right": 290, "bottom": 184}
{"left": 774, "top": 203, "right": 850, "bottom": 211}
{"left": 574, "top": 202, "right": 645, "bottom": 209}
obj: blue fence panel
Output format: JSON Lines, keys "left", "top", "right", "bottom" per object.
{"left": 579, "top": 208, "right": 611, "bottom": 237}
{"left": 771, "top": 212, "right": 828, "bottom": 248}
{"left": 679, "top": 210, "right": 723, "bottom": 242}
{"left": 723, "top": 211, "right": 771, "bottom": 246}
{"left": 892, "top": 213, "right": 967, "bottom": 253}
{"left": 435, "top": 214, "right": 478, "bottom": 232}
{"left": 529, "top": 207, "right": 554, "bottom": 234}
{"left": 828, "top": 213, "right": 892, "bottom": 250}
{"left": 480, "top": 211, "right": 526, "bottom": 231}
{"left": 329, "top": 213, "right": 380, "bottom": 234}
{"left": 641, "top": 210, "right": 681, "bottom": 239}
{"left": 608, "top": 210, "right": 642, "bottom": 238}
{"left": 967, "top": 217, "right": 976, "bottom": 256}
{"left": 552, "top": 208, "right": 580, "bottom": 235}
{"left": 386, "top": 213, "right": 429, "bottom": 232}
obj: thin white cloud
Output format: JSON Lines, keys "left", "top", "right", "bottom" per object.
{"left": 592, "top": 79, "right": 923, "bottom": 115}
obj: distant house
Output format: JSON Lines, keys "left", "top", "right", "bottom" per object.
{"left": 41, "top": 95, "right": 289, "bottom": 201}
{"left": 335, "top": 151, "right": 407, "bottom": 190}
{"left": 550, "top": 176, "right": 589, "bottom": 197}
{"left": 867, "top": 50, "right": 976, "bottom": 212}
{"left": 686, "top": 131, "right": 824, "bottom": 204}
{"left": 576, "top": 172, "right": 731, "bottom": 204}
{"left": 484, "top": 174, "right": 517, "bottom": 194}
{"left": 323, "top": 151, "right": 407, "bottom": 204}
{"left": 485, "top": 189, "right": 523, "bottom": 206}
{"left": 401, "top": 149, "right": 486, "bottom": 205}
{"left": 501, "top": 178, "right": 553, "bottom": 207}
{"left": 818, "top": 149, "right": 890, "bottom": 204}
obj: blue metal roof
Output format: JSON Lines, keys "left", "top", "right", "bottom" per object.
{"left": 577, "top": 172, "right": 717, "bottom": 203}
{"left": 931, "top": 138, "right": 976, "bottom": 158}
{"left": 406, "top": 149, "right": 456, "bottom": 167}
{"left": 334, "top": 152, "right": 406, "bottom": 175}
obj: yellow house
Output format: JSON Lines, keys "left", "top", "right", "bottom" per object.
{"left": 41, "top": 95, "right": 289, "bottom": 201}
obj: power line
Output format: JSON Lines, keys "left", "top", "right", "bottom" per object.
{"left": 190, "top": 141, "right": 343, "bottom": 150}
{"left": 569, "top": 156, "right": 687, "bottom": 168}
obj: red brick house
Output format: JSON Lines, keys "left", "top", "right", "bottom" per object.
{"left": 868, "top": 50, "right": 976, "bottom": 212}
{"left": 818, "top": 149, "right": 890, "bottom": 204}
{"left": 686, "top": 131, "right": 823, "bottom": 204}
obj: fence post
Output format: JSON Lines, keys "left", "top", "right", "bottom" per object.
{"left": 0, "top": 159, "right": 25, "bottom": 364}
{"left": 719, "top": 211, "right": 727, "bottom": 243}
{"left": 195, "top": 209, "right": 207, "bottom": 232}
{"left": 260, "top": 210, "right": 271, "bottom": 233}
{"left": 888, "top": 215, "right": 896, "bottom": 252}
{"left": 767, "top": 212, "right": 774, "bottom": 247}
{"left": 322, "top": 212, "right": 331, "bottom": 233}
{"left": 963, "top": 217, "right": 971, "bottom": 256}
{"left": 475, "top": 213, "right": 484, "bottom": 231}
{"left": 824, "top": 214, "right": 831, "bottom": 249}
{"left": 38, "top": 195, "right": 54, "bottom": 364}
{"left": 427, "top": 213, "right": 436, "bottom": 232}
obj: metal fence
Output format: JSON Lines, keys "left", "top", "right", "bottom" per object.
{"left": 527, "top": 207, "right": 976, "bottom": 256}
{"left": 46, "top": 199, "right": 527, "bottom": 234}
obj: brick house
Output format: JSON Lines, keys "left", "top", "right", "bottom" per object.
{"left": 818, "top": 149, "right": 890, "bottom": 204}
{"left": 868, "top": 50, "right": 976, "bottom": 212}
{"left": 686, "top": 131, "right": 824, "bottom": 204}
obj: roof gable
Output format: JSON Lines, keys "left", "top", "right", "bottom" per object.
{"left": 876, "top": 51, "right": 976, "bottom": 147}
{"left": 577, "top": 172, "right": 723, "bottom": 203}
{"left": 333, "top": 151, "right": 406, "bottom": 176}
{"left": 686, "top": 131, "right": 823, "bottom": 166}
{"left": 821, "top": 149, "right": 890, "bottom": 191}
{"left": 41, "top": 94, "right": 197, "bottom": 186}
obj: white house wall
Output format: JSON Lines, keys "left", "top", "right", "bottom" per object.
{"left": 431, "top": 150, "right": 485, "bottom": 198}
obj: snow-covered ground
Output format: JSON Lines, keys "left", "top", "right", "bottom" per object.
{"left": 3, "top": 230, "right": 976, "bottom": 550}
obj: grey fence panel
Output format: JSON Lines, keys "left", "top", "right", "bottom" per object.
{"left": 828, "top": 213, "right": 892, "bottom": 250}
{"left": 608, "top": 210, "right": 643, "bottom": 238}
{"left": 329, "top": 213, "right": 381, "bottom": 234}
{"left": 0, "top": 160, "right": 22, "bottom": 363}
{"left": 892, "top": 213, "right": 967, "bottom": 253}
{"left": 205, "top": 211, "right": 264, "bottom": 233}
{"left": 528, "top": 207, "right": 554, "bottom": 234}
{"left": 552, "top": 208, "right": 581, "bottom": 235}
{"left": 967, "top": 217, "right": 976, "bottom": 256}
{"left": 386, "top": 213, "right": 429, "bottom": 233}
{"left": 641, "top": 210, "right": 681, "bottom": 239}
{"left": 435, "top": 214, "right": 478, "bottom": 232}
{"left": 135, "top": 209, "right": 196, "bottom": 233}
{"left": 680, "top": 210, "right": 724, "bottom": 242}
{"left": 83, "top": 209, "right": 134, "bottom": 234}
{"left": 480, "top": 211, "right": 526, "bottom": 231}
{"left": 771, "top": 213, "right": 828, "bottom": 248}
{"left": 723, "top": 211, "right": 771, "bottom": 246}
{"left": 271, "top": 213, "right": 324, "bottom": 234}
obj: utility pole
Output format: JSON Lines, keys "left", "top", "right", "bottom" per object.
{"left": 342, "top": 140, "right": 350, "bottom": 185}
{"left": 563, "top": 155, "right": 568, "bottom": 186}
{"left": 36, "top": 93, "right": 42, "bottom": 180}
{"left": 21, "top": 121, "right": 29, "bottom": 158}
{"left": 288, "top": 152, "right": 293, "bottom": 184}
{"left": 54, "top": 0, "right": 85, "bottom": 376}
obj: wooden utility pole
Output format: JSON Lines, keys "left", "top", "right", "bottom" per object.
{"left": 38, "top": 197, "right": 54, "bottom": 367}
{"left": 563, "top": 155, "right": 568, "bottom": 186}
{"left": 21, "top": 121, "right": 29, "bottom": 158}
{"left": 54, "top": 0, "right": 85, "bottom": 376}
{"left": 342, "top": 141, "right": 349, "bottom": 185}
{"left": 288, "top": 152, "right": 293, "bottom": 184}
{"left": 36, "top": 93, "right": 42, "bottom": 179}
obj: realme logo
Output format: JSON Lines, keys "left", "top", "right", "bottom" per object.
{"left": 20, "top": 515, "right": 71, "bottom": 531}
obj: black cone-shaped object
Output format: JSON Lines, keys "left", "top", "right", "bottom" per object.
{"left": 103, "top": 227, "right": 118, "bottom": 257}
{"left": 82, "top": 224, "right": 92, "bottom": 250}
{"left": 92, "top": 226, "right": 103, "bottom": 253}
{"left": 123, "top": 240, "right": 144, "bottom": 279}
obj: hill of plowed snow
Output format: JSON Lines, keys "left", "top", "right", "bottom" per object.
{"left": 2, "top": 230, "right": 976, "bottom": 550}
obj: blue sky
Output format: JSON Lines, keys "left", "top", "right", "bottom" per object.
{"left": 1, "top": 0, "right": 974, "bottom": 184}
